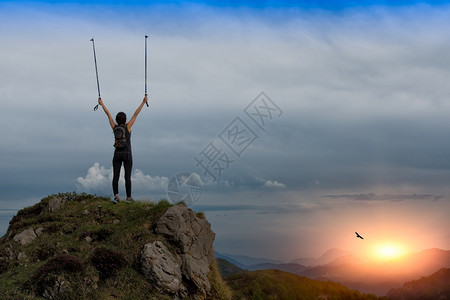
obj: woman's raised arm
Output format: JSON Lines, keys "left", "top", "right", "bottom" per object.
{"left": 127, "top": 94, "right": 148, "bottom": 131}
{"left": 98, "top": 98, "right": 116, "bottom": 130}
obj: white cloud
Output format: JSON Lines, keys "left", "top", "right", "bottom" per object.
{"left": 264, "top": 180, "right": 287, "bottom": 189}
{"left": 131, "top": 169, "right": 169, "bottom": 191}
{"left": 76, "top": 163, "right": 110, "bottom": 190}
{"left": 76, "top": 162, "right": 169, "bottom": 197}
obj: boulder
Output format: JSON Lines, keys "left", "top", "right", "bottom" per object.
{"left": 13, "top": 228, "right": 37, "bottom": 245}
{"left": 154, "top": 204, "right": 216, "bottom": 297}
{"left": 140, "top": 240, "right": 186, "bottom": 296}
{"left": 47, "top": 197, "right": 67, "bottom": 213}
{"left": 155, "top": 204, "right": 215, "bottom": 260}
{"left": 180, "top": 254, "right": 211, "bottom": 293}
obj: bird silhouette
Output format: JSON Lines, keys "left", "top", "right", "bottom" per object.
{"left": 355, "top": 232, "right": 364, "bottom": 239}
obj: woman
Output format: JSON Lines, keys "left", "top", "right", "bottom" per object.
{"left": 98, "top": 95, "right": 148, "bottom": 203}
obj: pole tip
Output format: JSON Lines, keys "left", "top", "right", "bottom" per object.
{"left": 145, "top": 35, "right": 148, "bottom": 38}
{"left": 90, "top": 38, "right": 94, "bottom": 41}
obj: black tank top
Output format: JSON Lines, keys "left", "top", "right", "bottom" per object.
{"left": 114, "top": 124, "right": 132, "bottom": 153}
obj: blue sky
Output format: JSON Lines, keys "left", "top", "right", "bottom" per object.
{"left": 1, "top": 0, "right": 450, "bottom": 260}
{"left": 3, "top": 0, "right": 450, "bottom": 9}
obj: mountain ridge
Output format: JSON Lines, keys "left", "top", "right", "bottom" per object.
{"left": 226, "top": 268, "right": 379, "bottom": 299}
{"left": 215, "top": 251, "right": 283, "bottom": 268}
{"left": 386, "top": 267, "right": 450, "bottom": 300}
{"left": 291, "top": 247, "right": 351, "bottom": 266}
{"left": 233, "top": 247, "right": 450, "bottom": 296}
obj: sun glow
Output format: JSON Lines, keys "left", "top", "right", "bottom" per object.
{"left": 372, "top": 243, "right": 405, "bottom": 261}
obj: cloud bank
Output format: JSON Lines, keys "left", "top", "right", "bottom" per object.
{"left": 76, "top": 163, "right": 168, "bottom": 199}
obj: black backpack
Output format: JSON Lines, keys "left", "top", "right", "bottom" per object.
{"left": 113, "top": 125, "right": 127, "bottom": 150}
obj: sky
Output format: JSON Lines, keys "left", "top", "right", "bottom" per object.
{"left": 1, "top": 0, "right": 450, "bottom": 262}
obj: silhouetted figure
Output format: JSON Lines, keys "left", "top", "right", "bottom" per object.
{"left": 355, "top": 232, "right": 364, "bottom": 239}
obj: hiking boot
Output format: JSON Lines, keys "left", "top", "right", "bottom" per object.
{"left": 112, "top": 196, "right": 120, "bottom": 204}
{"left": 124, "top": 197, "right": 133, "bottom": 204}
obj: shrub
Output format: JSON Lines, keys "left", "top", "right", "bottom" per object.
{"left": 29, "top": 254, "right": 84, "bottom": 296}
{"left": 90, "top": 247, "right": 127, "bottom": 279}
{"left": 80, "top": 228, "right": 113, "bottom": 242}
{"left": 92, "top": 228, "right": 113, "bottom": 242}
{"left": 13, "top": 202, "right": 44, "bottom": 221}
{"left": 44, "top": 223, "right": 62, "bottom": 234}
{"left": 32, "top": 242, "right": 57, "bottom": 261}
{"left": 8, "top": 202, "right": 45, "bottom": 232}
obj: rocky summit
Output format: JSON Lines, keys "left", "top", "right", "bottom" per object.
{"left": 0, "top": 193, "right": 231, "bottom": 299}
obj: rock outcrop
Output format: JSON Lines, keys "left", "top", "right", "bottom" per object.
{"left": 156, "top": 204, "right": 215, "bottom": 260}
{"left": 140, "top": 240, "right": 186, "bottom": 296}
{"left": 13, "top": 228, "right": 38, "bottom": 245}
{"left": 46, "top": 196, "right": 67, "bottom": 213}
{"left": 12, "top": 227, "right": 44, "bottom": 245}
{"left": 141, "top": 204, "right": 216, "bottom": 298}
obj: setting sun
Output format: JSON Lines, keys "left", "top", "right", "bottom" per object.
{"left": 372, "top": 243, "right": 405, "bottom": 262}
{"left": 379, "top": 245, "right": 401, "bottom": 258}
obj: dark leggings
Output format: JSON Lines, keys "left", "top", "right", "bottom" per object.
{"left": 112, "top": 152, "right": 133, "bottom": 197}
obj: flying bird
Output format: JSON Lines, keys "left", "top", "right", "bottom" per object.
{"left": 355, "top": 232, "right": 364, "bottom": 239}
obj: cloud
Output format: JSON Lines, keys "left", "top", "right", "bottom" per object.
{"left": 322, "top": 193, "right": 443, "bottom": 202}
{"left": 76, "top": 163, "right": 110, "bottom": 190}
{"left": 131, "top": 169, "right": 169, "bottom": 191}
{"left": 264, "top": 180, "right": 287, "bottom": 189}
{"left": 76, "top": 162, "right": 169, "bottom": 197}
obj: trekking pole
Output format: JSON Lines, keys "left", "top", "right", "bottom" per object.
{"left": 145, "top": 35, "right": 149, "bottom": 107}
{"left": 90, "top": 38, "right": 101, "bottom": 111}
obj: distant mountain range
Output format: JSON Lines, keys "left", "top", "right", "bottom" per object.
{"left": 216, "top": 248, "right": 450, "bottom": 296}
{"left": 290, "top": 247, "right": 355, "bottom": 266}
{"left": 214, "top": 251, "right": 283, "bottom": 269}
{"left": 216, "top": 247, "right": 362, "bottom": 269}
